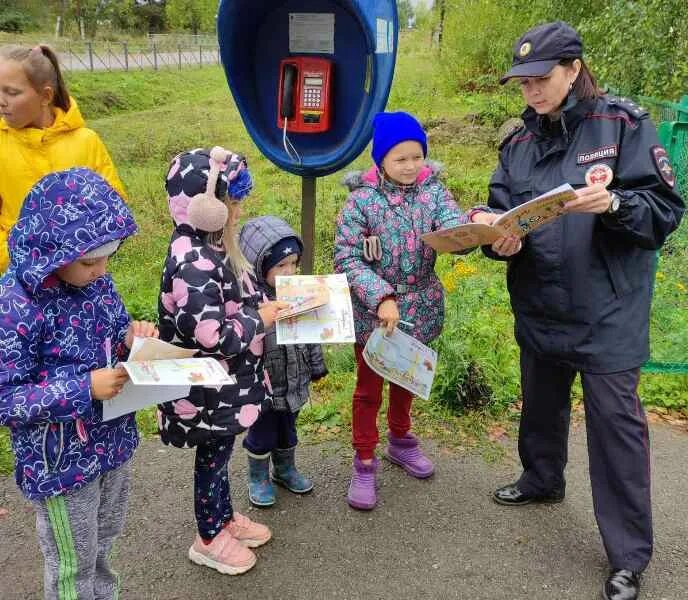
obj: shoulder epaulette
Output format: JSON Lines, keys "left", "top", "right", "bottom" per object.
{"left": 498, "top": 125, "right": 528, "bottom": 150}
{"left": 606, "top": 95, "right": 649, "bottom": 119}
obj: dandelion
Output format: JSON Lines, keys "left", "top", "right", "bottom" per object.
{"left": 656, "top": 272, "right": 665, "bottom": 280}
{"left": 453, "top": 260, "right": 477, "bottom": 277}
{"left": 442, "top": 271, "right": 458, "bottom": 293}
{"left": 677, "top": 282, "right": 687, "bottom": 293}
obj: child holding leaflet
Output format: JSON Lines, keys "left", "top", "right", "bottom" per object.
{"left": 334, "top": 111, "right": 515, "bottom": 510}
{"left": 158, "top": 147, "right": 288, "bottom": 574}
{"left": 239, "top": 215, "right": 328, "bottom": 506}
{"left": 0, "top": 44, "right": 126, "bottom": 274}
{"left": 0, "top": 168, "right": 156, "bottom": 600}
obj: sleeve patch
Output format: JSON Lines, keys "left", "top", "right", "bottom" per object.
{"left": 650, "top": 145, "right": 676, "bottom": 188}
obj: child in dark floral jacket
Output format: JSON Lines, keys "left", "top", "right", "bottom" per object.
{"left": 239, "top": 215, "right": 328, "bottom": 507}
{"left": 158, "top": 147, "right": 287, "bottom": 575}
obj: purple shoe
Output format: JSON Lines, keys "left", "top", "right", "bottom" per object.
{"left": 347, "top": 455, "right": 379, "bottom": 510}
{"left": 384, "top": 432, "right": 434, "bottom": 478}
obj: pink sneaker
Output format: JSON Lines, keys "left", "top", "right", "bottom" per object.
{"left": 188, "top": 529, "right": 256, "bottom": 575}
{"left": 224, "top": 512, "right": 272, "bottom": 548}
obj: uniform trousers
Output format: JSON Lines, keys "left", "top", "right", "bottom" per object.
{"left": 516, "top": 347, "right": 653, "bottom": 572}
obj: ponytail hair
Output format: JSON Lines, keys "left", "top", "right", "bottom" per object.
{"left": 560, "top": 58, "right": 603, "bottom": 101}
{"left": 0, "top": 44, "right": 71, "bottom": 111}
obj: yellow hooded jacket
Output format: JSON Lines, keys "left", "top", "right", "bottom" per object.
{"left": 0, "top": 96, "right": 126, "bottom": 273}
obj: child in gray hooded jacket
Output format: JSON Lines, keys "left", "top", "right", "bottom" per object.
{"left": 238, "top": 215, "right": 328, "bottom": 506}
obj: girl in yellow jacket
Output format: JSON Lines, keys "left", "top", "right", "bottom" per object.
{"left": 0, "top": 44, "right": 125, "bottom": 273}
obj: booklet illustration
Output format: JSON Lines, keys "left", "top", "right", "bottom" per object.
{"left": 362, "top": 326, "right": 438, "bottom": 401}
{"left": 276, "top": 274, "right": 356, "bottom": 345}
{"left": 421, "top": 183, "right": 577, "bottom": 253}
{"left": 275, "top": 275, "right": 330, "bottom": 320}
{"left": 101, "top": 337, "right": 236, "bottom": 421}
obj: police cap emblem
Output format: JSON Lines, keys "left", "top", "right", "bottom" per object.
{"left": 519, "top": 42, "right": 532, "bottom": 57}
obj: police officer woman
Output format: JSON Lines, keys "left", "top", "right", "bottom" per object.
{"left": 486, "top": 21, "right": 684, "bottom": 600}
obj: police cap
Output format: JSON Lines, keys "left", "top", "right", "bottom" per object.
{"left": 500, "top": 21, "right": 583, "bottom": 85}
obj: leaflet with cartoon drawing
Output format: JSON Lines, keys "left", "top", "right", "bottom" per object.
{"left": 275, "top": 275, "right": 330, "bottom": 320}
{"left": 362, "top": 326, "right": 438, "bottom": 401}
{"left": 101, "top": 337, "right": 236, "bottom": 421}
{"left": 275, "top": 274, "right": 356, "bottom": 345}
{"left": 421, "top": 183, "right": 577, "bottom": 253}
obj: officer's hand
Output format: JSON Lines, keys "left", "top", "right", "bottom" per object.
{"left": 565, "top": 184, "right": 611, "bottom": 214}
{"left": 491, "top": 236, "right": 522, "bottom": 256}
{"left": 470, "top": 211, "right": 499, "bottom": 226}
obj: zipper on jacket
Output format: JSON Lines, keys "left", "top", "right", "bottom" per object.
{"left": 42, "top": 422, "right": 65, "bottom": 473}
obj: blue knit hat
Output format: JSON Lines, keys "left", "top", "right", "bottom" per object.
{"left": 371, "top": 111, "right": 427, "bottom": 167}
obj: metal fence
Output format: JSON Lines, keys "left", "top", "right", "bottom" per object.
{"left": 642, "top": 95, "right": 688, "bottom": 375}
{"left": 57, "top": 41, "right": 220, "bottom": 72}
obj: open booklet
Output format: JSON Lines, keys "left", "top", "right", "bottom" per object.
{"left": 421, "top": 183, "right": 577, "bottom": 253}
{"left": 101, "top": 337, "right": 236, "bottom": 422}
{"left": 275, "top": 275, "right": 330, "bottom": 320}
{"left": 275, "top": 274, "right": 356, "bottom": 345}
{"left": 362, "top": 326, "right": 438, "bottom": 401}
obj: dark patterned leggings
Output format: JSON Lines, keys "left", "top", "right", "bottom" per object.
{"left": 194, "top": 437, "right": 235, "bottom": 541}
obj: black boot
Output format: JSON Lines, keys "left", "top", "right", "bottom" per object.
{"left": 603, "top": 569, "right": 640, "bottom": 600}
{"left": 492, "top": 482, "right": 564, "bottom": 506}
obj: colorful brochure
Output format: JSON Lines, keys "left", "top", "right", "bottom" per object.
{"left": 101, "top": 337, "right": 235, "bottom": 421}
{"left": 362, "top": 326, "right": 438, "bottom": 401}
{"left": 275, "top": 276, "right": 330, "bottom": 320}
{"left": 276, "top": 274, "right": 356, "bottom": 345}
{"left": 421, "top": 183, "right": 577, "bottom": 253}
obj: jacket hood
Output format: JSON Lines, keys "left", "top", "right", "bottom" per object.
{"left": 8, "top": 167, "right": 137, "bottom": 294}
{"left": 0, "top": 96, "right": 85, "bottom": 139}
{"left": 342, "top": 161, "right": 444, "bottom": 192}
{"left": 238, "top": 216, "right": 303, "bottom": 289}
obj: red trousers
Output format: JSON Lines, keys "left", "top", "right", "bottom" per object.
{"left": 352, "top": 344, "right": 414, "bottom": 460}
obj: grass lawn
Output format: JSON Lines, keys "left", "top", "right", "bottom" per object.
{"left": 1, "top": 31, "right": 686, "bottom": 475}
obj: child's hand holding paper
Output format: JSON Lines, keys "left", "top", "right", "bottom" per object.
{"left": 125, "top": 320, "right": 159, "bottom": 349}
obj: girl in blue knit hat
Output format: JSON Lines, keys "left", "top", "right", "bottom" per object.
{"left": 334, "top": 111, "right": 520, "bottom": 510}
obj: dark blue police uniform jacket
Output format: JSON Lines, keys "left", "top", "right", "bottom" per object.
{"left": 486, "top": 93, "right": 685, "bottom": 373}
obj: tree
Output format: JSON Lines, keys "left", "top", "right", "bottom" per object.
{"left": 111, "top": 0, "right": 167, "bottom": 34}
{"left": 0, "top": 0, "right": 40, "bottom": 32}
{"left": 397, "top": 0, "right": 413, "bottom": 28}
{"left": 166, "top": 0, "right": 216, "bottom": 34}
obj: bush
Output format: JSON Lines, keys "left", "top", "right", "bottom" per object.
{"left": 434, "top": 0, "right": 688, "bottom": 100}
{"left": 0, "top": 9, "right": 37, "bottom": 33}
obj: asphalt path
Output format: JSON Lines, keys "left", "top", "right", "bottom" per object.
{"left": 1, "top": 421, "right": 686, "bottom": 599}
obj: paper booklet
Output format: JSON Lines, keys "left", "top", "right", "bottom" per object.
{"left": 275, "top": 274, "right": 356, "bottom": 345}
{"left": 101, "top": 337, "right": 236, "bottom": 421}
{"left": 421, "top": 183, "right": 577, "bottom": 253}
{"left": 362, "top": 326, "right": 438, "bottom": 401}
{"left": 275, "top": 275, "right": 330, "bottom": 320}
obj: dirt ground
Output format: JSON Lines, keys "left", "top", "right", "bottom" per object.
{"left": 1, "top": 422, "right": 687, "bottom": 600}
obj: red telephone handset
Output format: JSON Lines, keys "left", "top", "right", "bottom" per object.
{"left": 277, "top": 57, "right": 333, "bottom": 134}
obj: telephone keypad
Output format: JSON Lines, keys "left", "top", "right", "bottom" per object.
{"left": 303, "top": 87, "right": 322, "bottom": 109}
